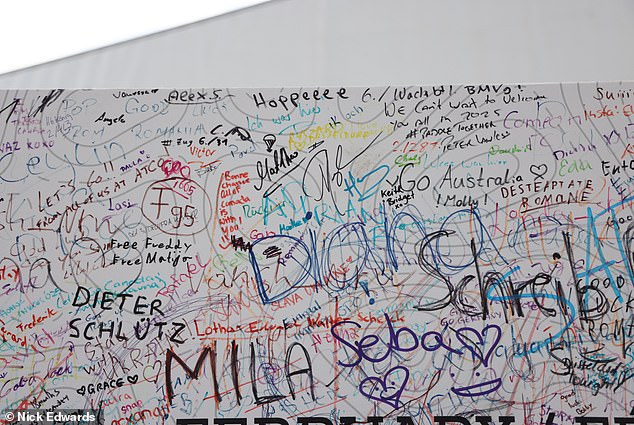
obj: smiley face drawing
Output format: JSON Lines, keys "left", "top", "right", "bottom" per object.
{"left": 450, "top": 368, "right": 502, "bottom": 397}
{"left": 449, "top": 325, "right": 503, "bottom": 397}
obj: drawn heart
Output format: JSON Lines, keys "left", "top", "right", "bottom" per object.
{"left": 127, "top": 374, "right": 139, "bottom": 384}
{"left": 143, "top": 361, "right": 162, "bottom": 384}
{"left": 529, "top": 164, "right": 548, "bottom": 180}
{"left": 454, "top": 325, "right": 501, "bottom": 367}
{"left": 76, "top": 386, "right": 85, "bottom": 396}
{"left": 359, "top": 366, "right": 409, "bottom": 409}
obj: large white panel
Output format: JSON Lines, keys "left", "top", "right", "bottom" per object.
{"left": 0, "top": 0, "right": 632, "bottom": 87}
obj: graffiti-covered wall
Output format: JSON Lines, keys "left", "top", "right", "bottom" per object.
{"left": 0, "top": 84, "right": 633, "bottom": 424}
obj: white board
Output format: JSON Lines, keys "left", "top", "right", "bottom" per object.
{"left": 0, "top": 84, "right": 634, "bottom": 424}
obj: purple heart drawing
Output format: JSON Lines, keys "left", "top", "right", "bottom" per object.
{"left": 359, "top": 366, "right": 409, "bottom": 409}
{"left": 454, "top": 325, "right": 501, "bottom": 367}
